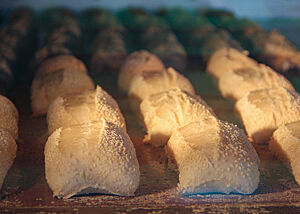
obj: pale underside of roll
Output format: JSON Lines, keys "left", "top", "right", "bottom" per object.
{"left": 166, "top": 120, "right": 260, "bottom": 195}
{"left": 218, "top": 64, "right": 295, "bottom": 100}
{"left": 0, "top": 95, "right": 19, "bottom": 140}
{"left": 128, "top": 67, "right": 195, "bottom": 113}
{"left": 269, "top": 120, "right": 300, "bottom": 185}
{"left": 31, "top": 68, "right": 94, "bottom": 116}
{"left": 47, "top": 85, "right": 126, "bottom": 134}
{"left": 0, "top": 128, "right": 17, "bottom": 189}
{"left": 140, "top": 88, "right": 216, "bottom": 147}
{"left": 206, "top": 48, "right": 258, "bottom": 80}
{"left": 118, "top": 50, "right": 165, "bottom": 93}
{"left": 45, "top": 120, "right": 140, "bottom": 199}
{"left": 235, "top": 87, "right": 300, "bottom": 144}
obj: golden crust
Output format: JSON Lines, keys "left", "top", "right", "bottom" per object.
{"left": 118, "top": 50, "right": 165, "bottom": 93}
{"left": 167, "top": 120, "right": 260, "bottom": 195}
{"left": 45, "top": 120, "right": 140, "bottom": 198}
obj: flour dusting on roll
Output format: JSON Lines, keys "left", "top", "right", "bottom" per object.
{"left": 45, "top": 120, "right": 140, "bottom": 199}
{"left": 140, "top": 89, "right": 215, "bottom": 147}
{"left": 47, "top": 85, "right": 126, "bottom": 134}
{"left": 235, "top": 87, "right": 300, "bottom": 144}
{"left": 166, "top": 120, "right": 260, "bottom": 195}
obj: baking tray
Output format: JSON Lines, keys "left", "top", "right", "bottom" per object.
{"left": 0, "top": 69, "right": 300, "bottom": 213}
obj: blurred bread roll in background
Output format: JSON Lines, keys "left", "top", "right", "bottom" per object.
{"left": 166, "top": 120, "right": 260, "bottom": 195}
{"left": 128, "top": 67, "right": 195, "bottom": 113}
{"left": 45, "top": 120, "right": 140, "bottom": 199}
{"left": 47, "top": 86, "right": 126, "bottom": 134}
{"left": 235, "top": 87, "right": 300, "bottom": 144}
{"left": 269, "top": 120, "right": 300, "bottom": 185}
{"left": 218, "top": 64, "right": 294, "bottom": 100}
{"left": 206, "top": 48, "right": 257, "bottom": 80}
{"left": 31, "top": 68, "right": 94, "bottom": 116}
{"left": 140, "top": 89, "right": 215, "bottom": 147}
{"left": 0, "top": 95, "right": 18, "bottom": 140}
{"left": 118, "top": 50, "right": 165, "bottom": 93}
{"left": 36, "top": 55, "right": 87, "bottom": 76}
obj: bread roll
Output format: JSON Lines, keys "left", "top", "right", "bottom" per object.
{"left": 218, "top": 64, "right": 294, "bottom": 100}
{"left": 140, "top": 89, "right": 216, "bottom": 147}
{"left": 0, "top": 128, "right": 17, "bottom": 189}
{"left": 128, "top": 67, "right": 195, "bottom": 113}
{"left": 47, "top": 86, "right": 126, "bottom": 134}
{"left": 0, "top": 95, "right": 18, "bottom": 140}
{"left": 36, "top": 55, "right": 87, "bottom": 77}
{"left": 269, "top": 120, "right": 300, "bottom": 185}
{"left": 206, "top": 48, "right": 257, "bottom": 80}
{"left": 166, "top": 120, "right": 260, "bottom": 195}
{"left": 31, "top": 69, "right": 94, "bottom": 116}
{"left": 249, "top": 30, "right": 297, "bottom": 72}
{"left": 45, "top": 120, "right": 140, "bottom": 199}
{"left": 235, "top": 87, "right": 300, "bottom": 144}
{"left": 118, "top": 50, "right": 165, "bottom": 93}
{"left": 89, "top": 30, "right": 126, "bottom": 73}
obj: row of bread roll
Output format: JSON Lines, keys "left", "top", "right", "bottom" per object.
{"left": 204, "top": 10, "right": 300, "bottom": 74}
{"left": 0, "top": 95, "right": 18, "bottom": 189}
{"left": 34, "top": 50, "right": 139, "bottom": 197}
{"left": 207, "top": 48, "right": 300, "bottom": 144}
{"left": 202, "top": 10, "right": 300, "bottom": 187}
{"left": 118, "top": 50, "right": 194, "bottom": 114}
{"left": 31, "top": 55, "right": 94, "bottom": 116}
{"left": 0, "top": 8, "right": 35, "bottom": 95}
{"left": 140, "top": 89, "right": 260, "bottom": 195}
{"left": 45, "top": 86, "right": 139, "bottom": 198}
{"left": 84, "top": 10, "right": 127, "bottom": 73}
{"left": 119, "top": 50, "right": 260, "bottom": 195}
{"left": 118, "top": 8, "right": 187, "bottom": 71}
{"left": 30, "top": 8, "right": 81, "bottom": 70}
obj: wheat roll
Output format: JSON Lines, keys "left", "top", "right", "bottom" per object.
{"left": 128, "top": 67, "right": 195, "bottom": 113}
{"left": 31, "top": 69, "right": 94, "bottom": 116}
{"left": 269, "top": 120, "right": 300, "bottom": 185}
{"left": 45, "top": 120, "right": 140, "bottom": 199}
{"left": 0, "top": 128, "right": 17, "bottom": 189}
{"left": 218, "top": 64, "right": 294, "bottom": 100}
{"left": 140, "top": 89, "right": 216, "bottom": 147}
{"left": 47, "top": 86, "right": 126, "bottom": 134}
{"left": 235, "top": 87, "right": 300, "bottom": 144}
{"left": 166, "top": 120, "right": 260, "bottom": 195}
{"left": 36, "top": 55, "right": 87, "bottom": 77}
{"left": 0, "top": 95, "right": 18, "bottom": 140}
{"left": 118, "top": 50, "right": 165, "bottom": 93}
{"left": 206, "top": 48, "right": 257, "bottom": 80}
